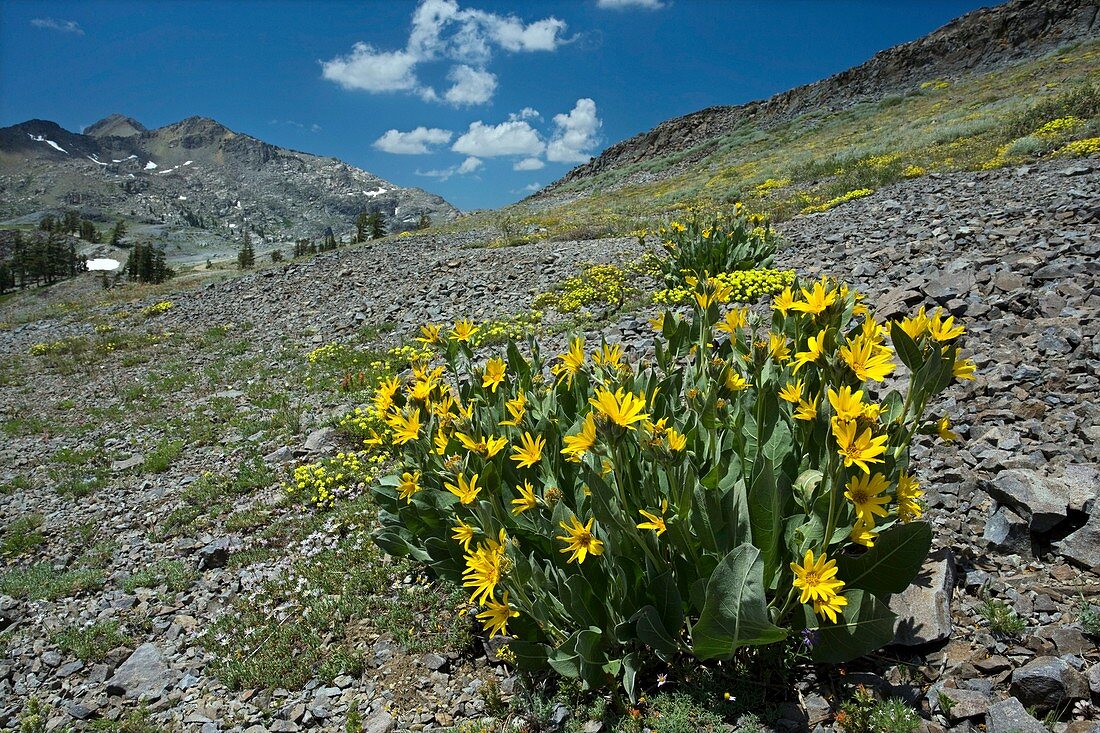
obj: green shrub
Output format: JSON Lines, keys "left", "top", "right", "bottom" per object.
{"left": 1, "top": 514, "right": 45, "bottom": 557}
{"left": 370, "top": 245, "right": 972, "bottom": 698}
{"left": 978, "top": 598, "right": 1026, "bottom": 637}
{"left": 52, "top": 622, "right": 130, "bottom": 663}
{"left": 652, "top": 208, "right": 777, "bottom": 285}
{"left": 839, "top": 686, "right": 920, "bottom": 733}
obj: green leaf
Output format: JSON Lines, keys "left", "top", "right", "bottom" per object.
{"left": 748, "top": 460, "right": 784, "bottom": 588}
{"left": 835, "top": 522, "right": 932, "bottom": 596}
{"left": 805, "top": 589, "right": 897, "bottom": 663}
{"left": 691, "top": 544, "right": 787, "bottom": 660}
{"left": 890, "top": 322, "right": 922, "bottom": 372}
{"left": 621, "top": 652, "right": 640, "bottom": 703}
{"left": 507, "top": 639, "right": 550, "bottom": 672}
{"left": 631, "top": 605, "right": 679, "bottom": 659}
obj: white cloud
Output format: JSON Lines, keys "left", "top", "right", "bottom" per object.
{"left": 596, "top": 0, "right": 665, "bottom": 9}
{"left": 321, "top": 43, "right": 422, "bottom": 94}
{"left": 452, "top": 120, "right": 544, "bottom": 158}
{"left": 373, "top": 126, "right": 454, "bottom": 154}
{"left": 31, "top": 17, "right": 84, "bottom": 34}
{"left": 444, "top": 65, "right": 497, "bottom": 106}
{"left": 513, "top": 157, "right": 545, "bottom": 171}
{"left": 458, "top": 156, "right": 483, "bottom": 174}
{"left": 415, "top": 155, "right": 483, "bottom": 181}
{"left": 509, "top": 107, "right": 541, "bottom": 122}
{"left": 322, "top": 0, "right": 568, "bottom": 106}
{"left": 545, "top": 98, "right": 602, "bottom": 164}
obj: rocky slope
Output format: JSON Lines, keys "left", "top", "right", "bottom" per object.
{"left": 0, "top": 115, "right": 459, "bottom": 244}
{"left": 534, "top": 0, "right": 1099, "bottom": 199}
{"left": 0, "top": 158, "right": 1097, "bottom": 732}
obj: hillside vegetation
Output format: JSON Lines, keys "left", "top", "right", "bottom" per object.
{"left": 476, "top": 41, "right": 1100, "bottom": 240}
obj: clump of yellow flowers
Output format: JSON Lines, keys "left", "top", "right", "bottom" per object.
{"left": 364, "top": 255, "right": 972, "bottom": 698}
{"left": 285, "top": 451, "right": 387, "bottom": 508}
{"left": 653, "top": 269, "right": 795, "bottom": 306}
{"left": 142, "top": 300, "right": 174, "bottom": 317}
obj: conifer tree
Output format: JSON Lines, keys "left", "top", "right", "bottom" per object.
{"left": 237, "top": 230, "right": 255, "bottom": 269}
{"left": 368, "top": 212, "right": 385, "bottom": 239}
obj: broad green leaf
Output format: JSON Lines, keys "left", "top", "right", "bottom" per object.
{"left": 835, "top": 522, "right": 932, "bottom": 596}
{"left": 631, "top": 605, "right": 679, "bottom": 659}
{"left": 890, "top": 323, "right": 922, "bottom": 372}
{"left": 805, "top": 589, "right": 897, "bottom": 663}
{"left": 748, "top": 460, "right": 783, "bottom": 587}
{"left": 621, "top": 652, "right": 640, "bottom": 703}
{"left": 691, "top": 545, "right": 787, "bottom": 660}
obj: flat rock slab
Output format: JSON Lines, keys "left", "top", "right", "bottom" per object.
{"left": 987, "top": 696, "right": 1047, "bottom": 733}
{"left": 105, "top": 643, "right": 172, "bottom": 700}
{"left": 890, "top": 548, "right": 955, "bottom": 646}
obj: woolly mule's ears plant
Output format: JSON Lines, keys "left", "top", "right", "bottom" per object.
{"left": 371, "top": 266, "right": 971, "bottom": 702}
{"left": 651, "top": 206, "right": 778, "bottom": 287}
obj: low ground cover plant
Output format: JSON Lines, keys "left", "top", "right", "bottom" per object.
{"left": 365, "top": 243, "right": 972, "bottom": 698}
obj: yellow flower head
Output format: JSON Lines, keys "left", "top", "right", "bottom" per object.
{"left": 778, "top": 380, "right": 804, "bottom": 405}
{"left": 477, "top": 591, "right": 519, "bottom": 638}
{"left": 828, "top": 385, "right": 866, "bottom": 422}
{"left": 373, "top": 377, "right": 401, "bottom": 414}
{"left": 451, "top": 518, "right": 476, "bottom": 551}
{"left": 511, "top": 480, "right": 538, "bottom": 515}
{"left": 482, "top": 357, "right": 507, "bottom": 393}
{"left": 445, "top": 473, "right": 482, "bottom": 505}
{"left": 813, "top": 592, "right": 849, "bottom": 623}
{"left": 589, "top": 387, "right": 650, "bottom": 429}
{"left": 397, "top": 470, "right": 421, "bottom": 504}
{"left": 791, "top": 278, "right": 838, "bottom": 316}
{"left": 953, "top": 357, "right": 976, "bottom": 381}
{"left": 896, "top": 307, "right": 929, "bottom": 341}
{"left": 553, "top": 337, "right": 586, "bottom": 385}
{"left": 510, "top": 432, "right": 545, "bottom": 469}
{"left": 772, "top": 287, "right": 797, "bottom": 316}
{"left": 769, "top": 333, "right": 791, "bottom": 363}
{"left": 592, "top": 342, "right": 624, "bottom": 369}
{"left": 637, "top": 500, "right": 669, "bottom": 536}
{"left": 556, "top": 515, "right": 604, "bottom": 564}
{"left": 849, "top": 517, "right": 879, "bottom": 549}
{"left": 724, "top": 369, "right": 751, "bottom": 392}
{"left": 501, "top": 390, "right": 527, "bottom": 426}
{"left": 937, "top": 415, "right": 958, "bottom": 442}
{"left": 649, "top": 313, "right": 666, "bottom": 332}
{"left": 462, "top": 529, "right": 507, "bottom": 604}
{"left": 790, "top": 549, "right": 846, "bottom": 608}
{"left": 832, "top": 419, "right": 888, "bottom": 473}
{"left": 416, "top": 323, "right": 443, "bottom": 345}
{"left": 896, "top": 471, "right": 924, "bottom": 522}
{"left": 387, "top": 408, "right": 422, "bottom": 445}
{"left": 665, "top": 428, "right": 687, "bottom": 452}
{"left": 794, "top": 397, "right": 818, "bottom": 421}
{"left": 434, "top": 430, "right": 450, "bottom": 455}
{"left": 839, "top": 334, "right": 895, "bottom": 382}
{"left": 928, "top": 309, "right": 965, "bottom": 342}
{"left": 716, "top": 308, "right": 747, "bottom": 335}
{"left": 561, "top": 412, "right": 597, "bottom": 462}
{"left": 456, "top": 432, "right": 508, "bottom": 458}
{"left": 792, "top": 329, "right": 828, "bottom": 374}
{"left": 844, "top": 472, "right": 891, "bottom": 522}
{"left": 450, "top": 319, "right": 479, "bottom": 342}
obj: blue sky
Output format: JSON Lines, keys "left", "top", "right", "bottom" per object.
{"left": 0, "top": 0, "right": 989, "bottom": 211}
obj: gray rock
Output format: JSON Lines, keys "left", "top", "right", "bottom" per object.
{"left": 891, "top": 548, "right": 954, "bottom": 646}
{"left": 984, "top": 505, "right": 1031, "bottom": 555}
{"left": 988, "top": 469, "right": 1071, "bottom": 533}
{"left": 1090, "top": 663, "right": 1100, "bottom": 695}
{"left": 361, "top": 711, "right": 395, "bottom": 733}
{"left": 986, "top": 696, "right": 1047, "bottom": 733}
{"left": 420, "top": 652, "right": 447, "bottom": 671}
{"left": 1054, "top": 509, "right": 1100, "bottom": 570}
{"left": 303, "top": 427, "right": 335, "bottom": 452}
{"left": 197, "top": 536, "right": 239, "bottom": 570}
{"left": 110, "top": 454, "right": 144, "bottom": 472}
{"left": 105, "top": 643, "right": 171, "bottom": 699}
{"left": 939, "top": 688, "right": 990, "bottom": 721}
{"left": 1010, "top": 656, "right": 1089, "bottom": 711}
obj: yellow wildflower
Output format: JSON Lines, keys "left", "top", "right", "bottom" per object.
{"left": 450, "top": 319, "right": 479, "bottom": 342}
{"left": 557, "top": 515, "right": 604, "bottom": 564}
{"left": 839, "top": 334, "right": 896, "bottom": 382}
{"left": 937, "top": 416, "right": 958, "bottom": 442}
{"left": 501, "top": 390, "right": 527, "bottom": 426}
{"left": 928, "top": 310, "right": 965, "bottom": 342}
{"left": 482, "top": 357, "right": 507, "bottom": 393}
{"left": 561, "top": 413, "right": 597, "bottom": 461}
{"left": 832, "top": 419, "right": 888, "bottom": 473}
{"left": 592, "top": 343, "right": 624, "bottom": 369}
{"left": 794, "top": 398, "right": 817, "bottom": 421}
{"left": 451, "top": 518, "right": 476, "bottom": 551}
{"left": 896, "top": 471, "right": 924, "bottom": 522}
{"left": 953, "top": 357, "right": 976, "bottom": 381}
{"left": 462, "top": 529, "right": 506, "bottom": 604}
{"left": 387, "top": 408, "right": 421, "bottom": 445}
{"left": 849, "top": 517, "right": 879, "bottom": 548}
{"left": 791, "top": 279, "right": 838, "bottom": 316}
{"left": 792, "top": 329, "right": 828, "bottom": 373}
{"left": 769, "top": 333, "right": 791, "bottom": 363}
{"left": 397, "top": 470, "right": 421, "bottom": 504}
{"left": 724, "top": 369, "right": 751, "bottom": 392}
{"left": 553, "top": 337, "right": 586, "bottom": 385}
{"left": 510, "top": 432, "right": 545, "bottom": 469}
{"left": 844, "top": 473, "right": 891, "bottom": 523}
{"left": 665, "top": 428, "right": 687, "bottom": 451}
{"left": 477, "top": 591, "right": 519, "bottom": 638}
{"left": 716, "top": 308, "right": 747, "bottom": 334}
{"left": 511, "top": 480, "right": 538, "bottom": 515}
{"left": 446, "top": 473, "right": 482, "bottom": 505}
{"left": 778, "top": 380, "right": 803, "bottom": 404}
{"left": 416, "top": 323, "right": 443, "bottom": 345}
{"left": 589, "top": 387, "right": 650, "bottom": 429}
{"left": 827, "top": 385, "right": 865, "bottom": 422}
{"left": 773, "top": 287, "right": 796, "bottom": 316}
{"left": 790, "top": 549, "right": 846, "bottom": 608}
{"left": 636, "top": 501, "right": 668, "bottom": 536}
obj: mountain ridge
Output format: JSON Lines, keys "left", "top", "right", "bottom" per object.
{"left": 0, "top": 114, "right": 459, "bottom": 245}
{"left": 536, "top": 0, "right": 1098, "bottom": 199}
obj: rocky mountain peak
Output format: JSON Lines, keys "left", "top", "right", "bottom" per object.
{"left": 83, "top": 114, "right": 147, "bottom": 139}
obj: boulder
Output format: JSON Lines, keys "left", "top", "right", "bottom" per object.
{"left": 891, "top": 548, "right": 955, "bottom": 646}
{"left": 1010, "top": 656, "right": 1090, "bottom": 711}
{"left": 105, "top": 643, "right": 172, "bottom": 700}
{"left": 986, "top": 696, "right": 1046, "bottom": 733}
